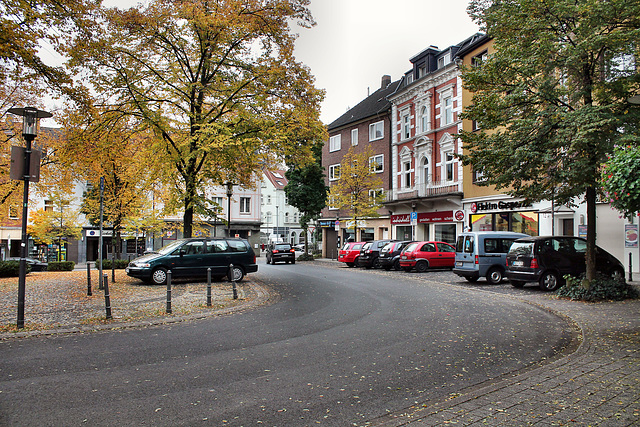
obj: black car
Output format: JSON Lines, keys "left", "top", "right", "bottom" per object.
{"left": 266, "top": 243, "right": 296, "bottom": 265}
{"left": 6, "top": 257, "right": 48, "bottom": 271}
{"left": 125, "top": 238, "right": 258, "bottom": 285}
{"left": 358, "top": 239, "right": 395, "bottom": 269}
{"left": 378, "top": 241, "right": 413, "bottom": 271}
{"left": 505, "top": 236, "right": 625, "bottom": 291}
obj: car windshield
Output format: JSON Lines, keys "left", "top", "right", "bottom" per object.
{"left": 404, "top": 243, "right": 419, "bottom": 253}
{"left": 509, "top": 242, "right": 534, "bottom": 256}
{"left": 156, "top": 240, "right": 187, "bottom": 255}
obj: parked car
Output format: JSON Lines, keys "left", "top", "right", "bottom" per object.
{"left": 505, "top": 236, "right": 625, "bottom": 291}
{"left": 125, "top": 238, "right": 258, "bottom": 285}
{"left": 358, "top": 239, "right": 395, "bottom": 269}
{"left": 338, "top": 242, "right": 365, "bottom": 267}
{"left": 6, "top": 257, "right": 48, "bottom": 271}
{"left": 378, "top": 241, "right": 413, "bottom": 271}
{"left": 399, "top": 241, "right": 456, "bottom": 272}
{"left": 266, "top": 243, "right": 296, "bottom": 265}
{"left": 453, "top": 231, "right": 528, "bottom": 284}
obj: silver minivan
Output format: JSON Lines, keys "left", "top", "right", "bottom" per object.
{"left": 453, "top": 231, "right": 528, "bottom": 284}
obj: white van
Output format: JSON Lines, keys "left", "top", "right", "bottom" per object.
{"left": 454, "top": 231, "right": 528, "bottom": 284}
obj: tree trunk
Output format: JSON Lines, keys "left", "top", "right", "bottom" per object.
{"left": 585, "top": 186, "right": 597, "bottom": 283}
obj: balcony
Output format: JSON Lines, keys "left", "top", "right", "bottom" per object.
{"left": 384, "top": 180, "right": 463, "bottom": 203}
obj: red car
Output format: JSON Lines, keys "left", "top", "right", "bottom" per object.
{"left": 399, "top": 241, "right": 456, "bottom": 272}
{"left": 338, "top": 242, "right": 365, "bottom": 267}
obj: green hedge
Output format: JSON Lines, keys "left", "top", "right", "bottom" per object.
{"left": 48, "top": 261, "right": 75, "bottom": 271}
{"left": 95, "top": 259, "right": 130, "bottom": 270}
{"left": 557, "top": 274, "right": 639, "bottom": 302}
{"left": 0, "top": 260, "right": 28, "bottom": 277}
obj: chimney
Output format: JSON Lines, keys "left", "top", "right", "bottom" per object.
{"left": 381, "top": 75, "right": 391, "bottom": 89}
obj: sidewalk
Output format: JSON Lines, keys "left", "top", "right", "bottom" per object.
{"left": 369, "top": 284, "right": 640, "bottom": 426}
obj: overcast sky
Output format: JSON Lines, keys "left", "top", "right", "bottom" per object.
{"left": 102, "top": 0, "right": 481, "bottom": 124}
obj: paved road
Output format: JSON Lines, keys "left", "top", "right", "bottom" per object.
{"left": 0, "top": 262, "right": 575, "bottom": 426}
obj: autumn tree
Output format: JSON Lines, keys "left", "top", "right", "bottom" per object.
{"left": 285, "top": 141, "right": 328, "bottom": 253}
{"left": 66, "top": 0, "right": 325, "bottom": 238}
{"left": 61, "top": 108, "right": 160, "bottom": 259}
{"left": 27, "top": 191, "right": 82, "bottom": 260}
{"left": 460, "top": 0, "right": 640, "bottom": 283}
{"left": 328, "top": 146, "right": 385, "bottom": 241}
{"left": 602, "top": 142, "right": 640, "bottom": 217}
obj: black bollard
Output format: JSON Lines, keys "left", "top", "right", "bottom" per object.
{"left": 166, "top": 270, "right": 172, "bottom": 314}
{"left": 87, "top": 262, "right": 92, "bottom": 296}
{"left": 629, "top": 253, "right": 633, "bottom": 282}
{"left": 103, "top": 273, "right": 112, "bottom": 319}
{"left": 207, "top": 268, "right": 212, "bottom": 307}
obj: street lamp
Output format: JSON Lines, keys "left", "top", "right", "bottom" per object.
{"left": 226, "top": 182, "right": 234, "bottom": 237}
{"left": 8, "top": 107, "right": 52, "bottom": 328}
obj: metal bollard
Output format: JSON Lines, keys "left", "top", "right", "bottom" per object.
{"left": 166, "top": 270, "right": 172, "bottom": 314}
{"left": 103, "top": 273, "right": 112, "bottom": 319}
{"left": 112, "top": 257, "right": 116, "bottom": 283}
{"left": 87, "top": 262, "right": 92, "bottom": 296}
{"left": 229, "top": 263, "right": 238, "bottom": 300}
{"left": 207, "top": 268, "right": 212, "bottom": 307}
{"left": 629, "top": 253, "right": 633, "bottom": 282}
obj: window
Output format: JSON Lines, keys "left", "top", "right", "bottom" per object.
{"left": 369, "top": 188, "right": 384, "bottom": 200}
{"left": 442, "top": 96, "right": 453, "bottom": 125}
{"left": 266, "top": 211, "right": 272, "bottom": 224}
{"left": 8, "top": 206, "right": 18, "bottom": 219}
{"left": 351, "top": 129, "right": 358, "bottom": 146}
{"left": 369, "top": 121, "right": 384, "bottom": 141}
{"left": 329, "top": 135, "right": 341, "bottom": 152}
{"left": 44, "top": 200, "right": 53, "bottom": 212}
{"left": 403, "top": 161, "right": 412, "bottom": 188}
{"left": 473, "top": 168, "right": 485, "bottom": 183}
{"left": 444, "top": 152, "right": 455, "bottom": 181}
{"left": 369, "top": 154, "right": 383, "bottom": 173}
{"left": 285, "top": 212, "right": 290, "bottom": 223}
{"left": 472, "top": 50, "right": 488, "bottom": 67}
{"left": 418, "top": 66, "right": 426, "bottom": 78}
{"left": 329, "top": 164, "right": 341, "bottom": 181}
{"left": 267, "top": 195, "right": 271, "bottom": 204}
{"left": 402, "top": 114, "right": 411, "bottom": 140}
{"left": 437, "top": 53, "right": 450, "bottom": 68}
{"left": 240, "top": 197, "right": 251, "bottom": 214}
{"left": 420, "top": 106, "right": 429, "bottom": 133}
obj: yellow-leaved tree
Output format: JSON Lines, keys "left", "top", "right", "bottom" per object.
{"left": 328, "top": 146, "right": 385, "bottom": 241}
{"left": 64, "top": 0, "right": 326, "bottom": 238}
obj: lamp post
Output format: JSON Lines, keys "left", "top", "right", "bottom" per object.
{"left": 226, "top": 182, "right": 233, "bottom": 237}
{"left": 8, "top": 107, "right": 52, "bottom": 328}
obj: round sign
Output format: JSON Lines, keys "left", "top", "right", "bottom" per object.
{"left": 454, "top": 210, "right": 465, "bottom": 221}
{"left": 470, "top": 202, "right": 477, "bottom": 214}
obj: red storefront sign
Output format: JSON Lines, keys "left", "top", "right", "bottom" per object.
{"left": 391, "top": 211, "right": 453, "bottom": 225}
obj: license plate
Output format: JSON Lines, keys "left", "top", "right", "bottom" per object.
{"left": 512, "top": 260, "right": 524, "bottom": 267}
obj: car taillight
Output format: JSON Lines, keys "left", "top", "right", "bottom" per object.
{"left": 530, "top": 258, "right": 539, "bottom": 269}
{"left": 273, "top": 250, "right": 279, "bottom": 253}
{"left": 475, "top": 255, "right": 479, "bottom": 265}
{"left": 290, "top": 249, "right": 295, "bottom": 253}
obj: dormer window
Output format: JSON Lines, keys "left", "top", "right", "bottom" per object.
{"left": 437, "top": 53, "right": 451, "bottom": 68}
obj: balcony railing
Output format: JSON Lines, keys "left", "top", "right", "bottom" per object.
{"left": 384, "top": 180, "right": 462, "bottom": 203}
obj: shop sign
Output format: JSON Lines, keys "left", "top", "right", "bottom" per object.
{"left": 417, "top": 211, "right": 453, "bottom": 224}
{"left": 318, "top": 220, "right": 335, "bottom": 228}
{"left": 86, "top": 229, "right": 113, "bottom": 237}
{"left": 391, "top": 214, "right": 411, "bottom": 225}
{"left": 471, "top": 201, "right": 531, "bottom": 213}
{"left": 625, "top": 224, "right": 638, "bottom": 248}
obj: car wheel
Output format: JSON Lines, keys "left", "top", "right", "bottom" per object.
{"left": 510, "top": 280, "right": 525, "bottom": 288}
{"left": 372, "top": 257, "right": 381, "bottom": 269}
{"left": 611, "top": 267, "right": 625, "bottom": 283}
{"left": 393, "top": 260, "right": 402, "bottom": 271}
{"left": 539, "top": 271, "right": 560, "bottom": 291}
{"left": 229, "top": 265, "right": 244, "bottom": 282}
{"left": 151, "top": 267, "right": 168, "bottom": 285}
{"left": 486, "top": 267, "right": 504, "bottom": 285}
{"left": 465, "top": 276, "right": 479, "bottom": 283}
{"left": 415, "top": 260, "right": 428, "bottom": 273}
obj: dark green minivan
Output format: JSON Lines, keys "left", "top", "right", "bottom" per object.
{"left": 125, "top": 238, "right": 258, "bottom": 285}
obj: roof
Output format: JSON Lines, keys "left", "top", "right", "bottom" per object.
{"left": 327, "top": 79, "right": 402, "bottom": 131}
{"left": 263, "top": 169, "right": 288, "bottom": 190}
{"left": 453, "top": 32, "right": 490, "bottom": 59}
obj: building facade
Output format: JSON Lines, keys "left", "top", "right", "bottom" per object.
{"left": 260, "top": 169, "right": 304, "bottom": 247}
